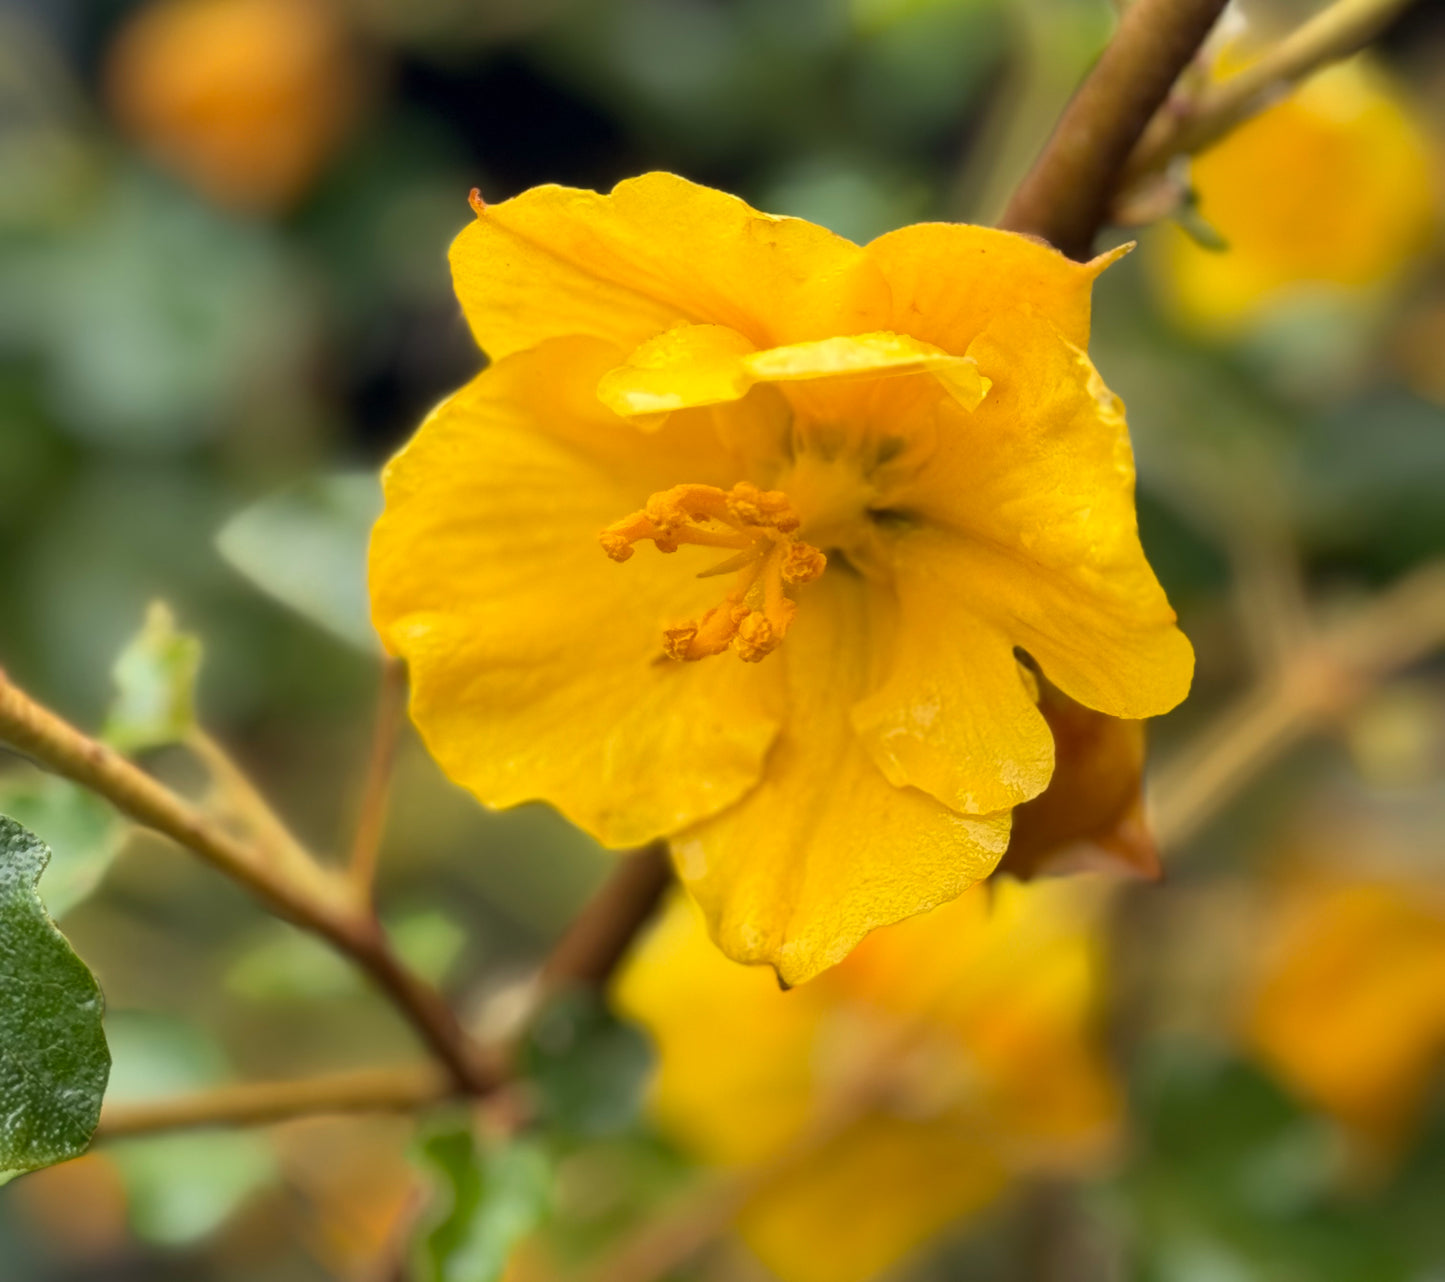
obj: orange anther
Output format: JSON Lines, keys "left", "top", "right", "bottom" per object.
{"left": 599, "top": 481, "right": 825, "bottom": 662}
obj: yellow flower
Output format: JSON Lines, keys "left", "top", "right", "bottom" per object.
{"left": 105, "top": 0, "right": 361, "bottom": 213}
{"left": 370, "top": 173, "right": 1193, "bottom": 983}
{"left": 1249, "top": 875, "right": 1445, "bottom": 1154}
{"left": 1151, "top": 56, "right": 1438, "bottom": 332}
{"left": 615, "top": 878, "right": 1120, "bottom": 1282}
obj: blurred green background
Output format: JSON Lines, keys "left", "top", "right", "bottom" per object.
{"left": 1, "top": 0, "right": 1443, "bottom": 1278}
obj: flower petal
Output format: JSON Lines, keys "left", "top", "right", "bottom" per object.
{"left": 598, "top": 323, "right": 990, "bottom": 424}
{"left": 893, "top": 313, "right": 1193, "bottom": 719}
{"left": 370, "top": 336, "right": 782, "bottom": 847}
{"left": 849, "top": 557, "right": 1056, "bottom": 815}
{"left": 614, "top": 896, "right": 1009, "bottom": 1282}
{"left": 672, "top": 568, "right": 1011, "bottom": 987}
{"left": 451, "top": 172, "right": 890, "bottom": 362}
{"left": 613, "top": 892, "right": 830, "bottom": 1167}
{"left": 866, "top": 222, "right": 1127, "bottom": 353}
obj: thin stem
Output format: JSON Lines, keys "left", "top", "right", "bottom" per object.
{"left": 1123, "top": 0, "right": 1414, "bottom": 186}
{"left": 1152, "top": 558, "right": 1445, "bottom": 848}
{"left": 189, "top": 729, "right": 316, "bottom": 874}
{"left": 999, "top": 0, "right": 1228, "bottom": 258}
{"left": 348, "top": 658, "right": 408, "bottom": 900}
{"left": 73, "top": 839, "right": 674, "bottom": 1137}
{"left": 0, "top": 672, "right": 491, "bottom": 1093}
{"left": 0, "top": 673, "right": 342, "bottom": 922}
{"left": 96, "top": 1063, "right": 453, "bottom": 1140}
{"left": 541, "top": 841, "right": 672, "bottom": 989}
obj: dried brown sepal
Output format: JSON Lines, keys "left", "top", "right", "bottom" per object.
{"left": 998, "top": 671, "right": 1161, "bottom": 882}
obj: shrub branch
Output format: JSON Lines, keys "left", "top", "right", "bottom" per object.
{"left": 999, "top": 0, "right": 1229, "bottom": 258}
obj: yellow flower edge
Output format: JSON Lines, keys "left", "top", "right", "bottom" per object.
{"left": 1152, "top": 55, "right": 1438, "bottom": 332}
{"left": 615, "top": 880, "right": 1120, "bottom": 1282}
{"left": 371, "top": 172, "right": 1194, "bottom": 984}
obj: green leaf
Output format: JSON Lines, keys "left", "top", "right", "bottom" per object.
{"left": 226, "top": 907, "right": 468, "bottom": 1003}
{"left": 1174, "top": 187, "right": 1230, "bottom": 252}
{"left": 415, "top": 1123, "right": 551, "bottom": 1282}
{"left": 216, "top": 471, "right": 383, "bottom": 651}
{"left": 0, "top": 815, "right": 110, "bottom": 1183}
{"left": 103, "top": 601, "right": 203, "bottom": 752}
{"left": 1118, "top": 1044, "right": 1412, "bottom": 1282}
{"left": 104, "top": 1012, "right": 276, "bottom": 1246}
{"left": 0, "top": 773, "right": 128, "bottom": 920}
{"left": 520, "top": 991, "right": 654, "bottom": 1141}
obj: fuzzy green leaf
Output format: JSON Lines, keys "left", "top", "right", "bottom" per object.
{"left": 520, "top": 991, "right": 653, "bottom": 1141}
{"left": 104, "top": 601, "right": 203, "bottom": 752}
{"left": 0, "top": 816, "right": 110, "bottom": 1183}
{"left": 0, "top": 773, "right": 127, "bottom": 920}
{"left": 216, "top": 472, "right": 383, "bottom": 651}
{"left": 415, "top": 1123, "right": 551, "bottom": 1282}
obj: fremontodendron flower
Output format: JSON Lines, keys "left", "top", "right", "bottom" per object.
{"left": 615, "top": 878, "right": 1120, "bottom": 1282}
{"left": 1150, "top": 55, "right": 1436, "bottom": 332}
{"left": 370, "top": 173, "right": 1193, "bottom": 983}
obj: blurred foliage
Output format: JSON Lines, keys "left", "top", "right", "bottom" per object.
{"left": 414, "top": 1123, "right": 551, "bottom": 1282}
{"left": 103, "top": 1013, "right": 277, "bottom": 1245}
{"left": 216, "top": 471, "right": 383, "bottom": 651}
{"left": 520, "top": 991, "right": 654, "bottom": 1143}
{"left": 0, "top": 0, "right": 1441, "bottom": 1278}
{"left": 0, "top": 774, "right": 128, "bottom": 921}
{"left": 104, "top": 602, "right": 203, "bottom": 751}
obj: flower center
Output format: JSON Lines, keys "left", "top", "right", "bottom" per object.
{"left": 599, "top": 482, "right": 826, "bottom": 662}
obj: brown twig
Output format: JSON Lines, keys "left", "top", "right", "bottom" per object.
{"left": 96, "top": 1063, "right": 454, "bottom": 1139}
{"left": 1121, "top": 0, "right": 1415, "bottom": 189}
{"left": 348, "top": 657, "right": 408, "bottom": 900}
{"left": 188, "top": 728, "right": 316, "bottom": 872}
{"left": 1152, "top": 558, "right": 1445, "bottom": 848}
{"left": 540, "top": 841, "right": 672, "bottom": 989}
{"left": 0, "top": 671, "right": 491, "bottom": 1094}
{"left": 81, "top": 840, "right": 673, "bottom": 1140}
{"left": 999, "top": 0, "right": 1228, "bottom": 258}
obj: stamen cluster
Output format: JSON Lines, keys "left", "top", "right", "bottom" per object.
{"left": 599, "top": 482, "right": 826, "bottom": 662}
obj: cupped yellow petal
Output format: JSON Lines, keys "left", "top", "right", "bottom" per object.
{"left": 598, "top": 323, "right": 990, "bottom": 424}
{"left": 596, "top": 324, "right": 758, "bottom": 421}
{"left": 891, "top": 312, "right": 1193, "bottom": 720}
{"left": 671, "top": 568, "right": 1011, "bottom": 987}
{"left": 866, "top": 221, "right": 1128, "bottom": 354}
{"left": 451, "top": 172, "right": 891, "bottom": 362}
{"left": 369, "top": 336, "right": 783, "bottom": 847}
{"left": 850, "top": 557, "right": 1055, "bottom": 815}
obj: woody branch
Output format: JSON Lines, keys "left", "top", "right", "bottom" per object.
{"left": 0, "top": 666, "right": 671, "bottom": 1115}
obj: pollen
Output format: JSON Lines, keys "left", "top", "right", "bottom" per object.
{"left": 599, "top": 482, "right": 826, "bottom": 662}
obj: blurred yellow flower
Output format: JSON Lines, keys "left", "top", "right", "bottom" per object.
{"left": 1249, "top": 876, "right": 1445, "bottom": 1153}
{"left": 1152, "top": 56, "right": 1437, "bottom": 331}
{"left": 105, "top": 0, "right": 362, "bottom": 212}
{"left": 615, "top": 878, "right": 1120, "bottom": 1282}
{"left": 370, "top": 173, "right": 1192, "bottom": 983}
